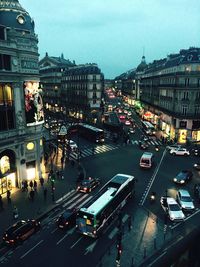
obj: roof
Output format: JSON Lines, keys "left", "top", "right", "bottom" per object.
{"left": 167, "top": 197, "right": 177, "bottom": 204}
{"left": 64, "top": 64, "right": 101, "bottom": 75}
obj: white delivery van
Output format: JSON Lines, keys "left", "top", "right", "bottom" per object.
{"left": 140, "top": 152, "right": 154, "bottom": 169}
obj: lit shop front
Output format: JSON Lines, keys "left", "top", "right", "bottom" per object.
{"left": 0, "top": 151, "right": 16, "bottom": 195}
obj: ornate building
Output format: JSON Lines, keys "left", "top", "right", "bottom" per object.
{"left": 140, "top": 47, "right": 200, "bottom": 143}
{"left": 39, "top": 53, "right": 75, "bottom": 119}
{"left": 0, "top": 0, "right": 44, "bottom": 194}
{"left": 61, "top": 64, "right": 104, "bottom": 122}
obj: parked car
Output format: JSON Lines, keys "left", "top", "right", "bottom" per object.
{"left": 173, "top": 170, "right": 193, "bottom": 184}
{"left": 3, "top": 220, "right": 40, "bottom": 246}
{"left": 194, "top": 162, "right": 200, "bottom": 170}
{"left": 160, "top": 197, "right": 185, "bottom": 221}
{"left": 56, "top": 208, "right": 78, "bottom": 229}
{"left": 166, "top": 144, "right": 181, "bottom": 151}
{"left": 170, "top": 147, "right": 190, "bottom": 156}
{"left": 176, "top": 189, "right": 195, "bottom": 211}
{"left": 77, "top": 177, "right": 100, "bottom": 193}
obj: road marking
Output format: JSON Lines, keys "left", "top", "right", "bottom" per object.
{"left": 56, "top": 232, "right": 70, "bottom": 245}
{"left": 20, "top": 240, "right": 44, "bottom": 259}
{"left": 55, "top": 189, "right": 75, "bottom": 204}
{"left": 122, "top": 213, "right": 129, "bottom": 223}
{"left": 108, "top": 227, "right": 118, "bottom": 239}
{"left": 51, "top": 228, "right": 58, "bottom": 234}
{"left": 84, "top": 240, "right": 98, "bottom": 255}
{"left": 68, "top": 194, "right": 88, "bottom": 209}
{"left": 70, "top": 236, "right": 83, "bottom": 249}
{"left": 62, "top": 193, "right": 81, "bottom": 208}
{"left": 77, "top": 195, "right": 93, "bottom": 209}
{"left": 140, "top": 149, "right": 167, "bottom": 206}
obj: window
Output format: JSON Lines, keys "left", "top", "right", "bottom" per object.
{"left": 182, "top": 105, "right": 188, "bottom": 116}
{"left": 183, "top": 91, "right": 189, "bottom": 99}
{"left": 93, "top": 84, "right": 97, "bottom": 90}
{"left": 93, "top": 75, "right": 96, "bottom": 81}
{"left": 0, "top": 26, "right": 6, "bottom": 40}
{"left": 184, "top": 78, "right": 189, "bottom": 86}
{"left": 0, "top": 84, "right": 15, "bottom": 131}
{"left": 195, "top": 105, "right": 200, "bottom": 115}
{"left": 0, "top": 54, "right": 11, "bottom": 70}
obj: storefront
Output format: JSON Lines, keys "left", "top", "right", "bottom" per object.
{"left": 0, "top": 151, "right": 17, "bottom": 195}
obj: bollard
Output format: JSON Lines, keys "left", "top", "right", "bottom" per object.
{"left": 143, "top": 247, "right": 147, "bottom": 258}
{"left": 131, "top": 257, "right": 134, "bottom": 267}
{"left": 154, "top": 238, "right": 157, "bottom": 250}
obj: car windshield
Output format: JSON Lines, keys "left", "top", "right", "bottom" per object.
{"left": 81, "top": 180, "right": 91, "bottom": 185}
{"left": 177, "top": 172, "right": 186, "bottom": 179}
{"left": 141, "top": 159, "right": 149, "bottom": 164}
{"left": 170, "top": 204, "right": 180, "bottom": 211}
{"left": 181, "top": 196, "right": 192, "bottom": 202}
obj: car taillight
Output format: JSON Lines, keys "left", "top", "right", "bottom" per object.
{"left": 65, "top": 222, "right": 69, "bottom": 225}
{"left": 84, "top": 187, "right": 87, "bottom": 191}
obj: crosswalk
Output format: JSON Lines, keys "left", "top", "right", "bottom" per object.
{"left": 69, "top": 143, "right": 120, "bottom": 161}
{"left": 131, "top": 139, "right": 162, "bottom": 146}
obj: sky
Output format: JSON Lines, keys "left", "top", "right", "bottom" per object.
{"left": 20, "top": 0, "right": 200, "bottom": 79}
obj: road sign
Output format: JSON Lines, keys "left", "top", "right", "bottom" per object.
{"left": 58, "top": 125, "right": 68, "bottom": 135}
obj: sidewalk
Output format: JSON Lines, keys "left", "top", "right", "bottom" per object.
{"left": 0, "top": 148, "right": 82, "bottom": 240}
{"left": 99, "top": 206, "right": 174, "bottom": 267}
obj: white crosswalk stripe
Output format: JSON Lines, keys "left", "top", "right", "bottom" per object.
{"left": 132, "top": 139, "right": 162, "bottom": 146}
{"left": 69, "top": 143, "right": 120, "bottom": 160}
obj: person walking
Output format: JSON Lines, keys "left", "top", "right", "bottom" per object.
{"left": 33, "top": 180, "right": 37, "bottom": 192}
{"left": 0, "top": 195, "right": 4, "bottom": 211}
{"left": 24, "top": 180, "right": 28, "bottom": 192}
{"left": 29, "top": 180, "right": 33, "bottom": 190}
{"left": 39, "top": 177, "right": 44, "bottom": 187}
{"left": 43, "top": 187, "right": 47, "bottom": 201}
{"left": 7, "top": 190, "right": 11, "bottom": 204}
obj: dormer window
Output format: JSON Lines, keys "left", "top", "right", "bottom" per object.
{"left": 187, "top": 55, "right": 193, "bottom": 61}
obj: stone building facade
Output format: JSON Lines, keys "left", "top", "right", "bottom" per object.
{"left": 0, "top": 0, "right": 44, "bottom": 194}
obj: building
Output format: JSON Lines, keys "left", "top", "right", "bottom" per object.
{"left": 140, "top": 47, "right": 200, "bottom": 143}
{"left": 0, "top": 0, "right": 44, "bottom": 194}
{"left": 39, "top": 53, "right": 75, "bottom": 120}
{"left": 61, "top": 64, "right": 104, "bottom": 122}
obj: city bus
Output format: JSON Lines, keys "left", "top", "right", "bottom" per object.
{"left": 78, "top": 123, "right": 105, "bottom": 144}
{"left": 76, "top": 173, "right": 135, "bottom": 238}
{"left": 141, "top": 121, "right": 156, "bottom": 135}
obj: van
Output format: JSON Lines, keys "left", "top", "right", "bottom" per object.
{"left": 140, "top": 152, "right": 154, "bottom": 169}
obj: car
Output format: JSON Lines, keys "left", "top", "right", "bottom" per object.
{"left": 176, "top": 189, "right": 195, "bottom": 211}
{"left": 138, "top": 140, "right": 149, "bottom": 150}
{"left": 194, "top": 162, "right": 200, "bottom": 170}
{"left": 125, "top": 120, "right": 131, "bottom": 126}
{"left": 170, "top": 147, "right": 190, "bottom": 156}
{"left": 56, "top": 208, "right": 78, "bottom": 229}
{"left": 128, "top": 128, "right": 135, "bottom": 134}
{"left": 160, "top": 196, "right": 185, "bottom": 221}
{"left": 77, "top": 177, "right": 100, "bottom": 193}
{"left": 173, "top": 170, "right": 193, "bottom": 184}
{"left": 3, "top": 220, "right": 40, "bottom": 246}
{"left": 166, "top": 144, "right": 181, "bottom": 151}
{"left": 66, "top": 140, "right": 78, "bottom": 151}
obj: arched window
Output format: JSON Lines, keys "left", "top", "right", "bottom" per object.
{"left": 0, "top": 155, "right": 10, "bottom": 174}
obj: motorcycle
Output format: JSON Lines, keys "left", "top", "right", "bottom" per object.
{"left": 150, "top": 192, "right": 156, "bottom": 203}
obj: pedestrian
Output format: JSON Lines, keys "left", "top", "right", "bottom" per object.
{"left": 33, "top": 180, "right": 37, "bottom": 191}
{"left": 7, "top": 190, "right": 11, "bottom": 204}
{"left": 13, "top": 206, "right": 18, "bottom": 219}
{"left": 0, "top": 195, "right": 4, "bottom": 211}
{"left": 29, "top": 180, "right": 33, "bottom": 190}
{"left": 21, "top": 180, "right": 25, "bottom": 192}
{"left": 48, "top": 172, "right": 52, "bottom": 182}
{"left": 39, "top": 177, "right": 44, "bottom": 187}
{"left": 56, "top": 170, "right": 60, "bottom": 180}
{"left": 29, "top": 189, "right": 35, "bottom": 201}
{"left": 24, "top": 180, "right": 28, "bottom": 191}
{"left": 43, "top": 187, "right": 47, "bottom": 201}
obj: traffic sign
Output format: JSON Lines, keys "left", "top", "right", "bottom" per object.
{"left": 58, "top": 125, "right": 68, "bottom": 135}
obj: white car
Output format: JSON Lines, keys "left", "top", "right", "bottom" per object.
{"left": 176, "top": 189, "right": 195, "bottom": 211}
{"left": 160, "top": 197, "right": 185, "bottom": 221}
{"left": 170, "top": 147, "right": 190, "bottom": 156}
{"left": 166, "top": 144, "right": 181, "bottom": 151}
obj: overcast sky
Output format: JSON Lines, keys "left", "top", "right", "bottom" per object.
{"left": 20, "top": 0, "right": 200, "bottom": 78}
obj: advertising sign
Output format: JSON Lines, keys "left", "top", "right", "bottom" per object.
{"left": 24, "top": 81, "right": 44, "bottom": 126}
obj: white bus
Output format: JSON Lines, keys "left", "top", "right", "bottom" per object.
{"left": 141, "top": 121, "right": 156, "bottom": 135}
{"left": 76, "top": 174, "right": 135, "bottom": 238}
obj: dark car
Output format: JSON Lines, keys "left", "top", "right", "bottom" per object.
{"left": 3, "top": 220, "right": 40, "bottom": 246}
{"left": 138, "top": 140, "right": 149, "bottom": 150}
{"left": 56, "top": 208, "right": 77, "bottom": 229}
{"left": 77, "top": 177, "right": 100, "bottom": 193}
{"left": 173, "top": 170, "right": 193, "bottom": 184}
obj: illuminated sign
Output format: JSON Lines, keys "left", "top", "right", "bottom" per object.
{"left": 24, "top": 81, "right": 44, "bottom": 126}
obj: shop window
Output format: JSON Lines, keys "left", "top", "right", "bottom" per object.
{"left": 0, "top": 155, "right": 10, "bottom": 175}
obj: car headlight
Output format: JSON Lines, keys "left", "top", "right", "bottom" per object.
{"left": 180, "top": 180, "right": 185, "bottom": 184}
{"left": 194, "top": 164, "right": 197, "bottom": 167}
{"left": 173, "top": 178, "right": 177, "bottom": 182}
